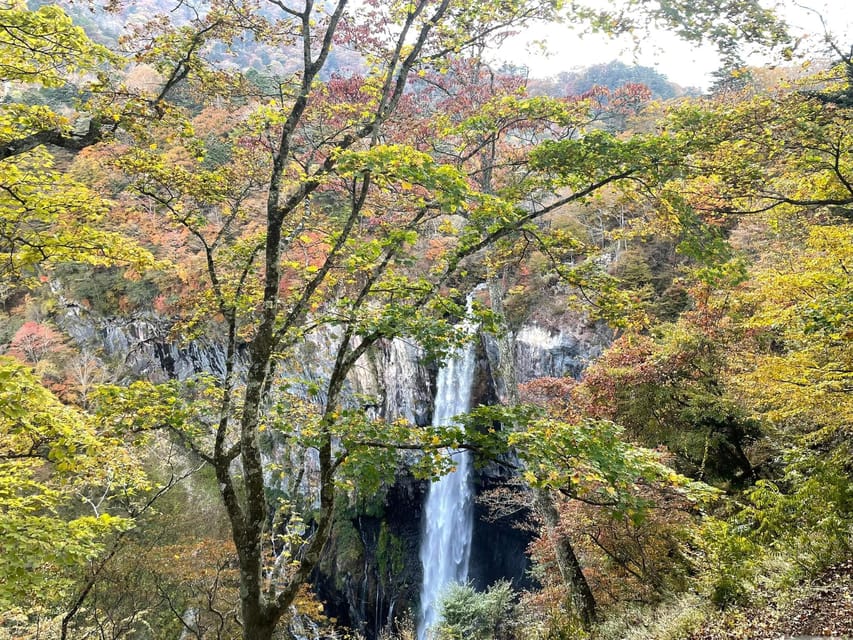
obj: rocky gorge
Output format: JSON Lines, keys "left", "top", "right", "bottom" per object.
{"left": 53, "top": 294, "right": 611, "bottom": 638}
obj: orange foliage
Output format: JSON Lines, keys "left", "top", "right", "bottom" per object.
{"left": 8, "top": 321, "right": 68, "bottom": 364}
{"left": 519, "top": 376, "right": 581, "bottom": 421}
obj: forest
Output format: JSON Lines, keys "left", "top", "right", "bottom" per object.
{"left": 0, "top": 0, "right": 851, "bottom": 639}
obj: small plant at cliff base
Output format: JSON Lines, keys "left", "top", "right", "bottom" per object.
{"left": 378, "top": 611, "right": 417, "bottom": 640}
{"left": 434, "top": 580, "right": 515, "bottom": 640}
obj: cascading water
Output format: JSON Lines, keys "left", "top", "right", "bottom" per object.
{"left": 416, "top": 335, "right": 477, "bottom": 640}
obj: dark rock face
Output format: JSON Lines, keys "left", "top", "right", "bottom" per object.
{"left": 314, "top": 469, "right": 534, "bottom": 640}
{"left": 472, "top": 336, "right": 500, "bottom": 408}
{"left": 468, "top": 337, "right": 535, "bottom": 592}
{"left": 315, "top": 474, "right": 428, "bottom": 639}
{"left": 468, "top": 474, "right": 534, "bottom": 593}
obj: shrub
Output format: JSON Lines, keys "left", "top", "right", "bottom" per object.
{"left": 435, "top": 580, "right": 515, "bottom": 640}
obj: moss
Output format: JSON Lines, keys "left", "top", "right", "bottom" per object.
{"left": 377, "top": 522, "right": 405, "bottom": 586}
{"left": 338, "top": 484, "right": 388, "bottom": 520}
{"left": 323, "top": 506, "right": 365, "bottom": 590}
{"left": 335, "top": 518, "right": 364, "bottom": 571}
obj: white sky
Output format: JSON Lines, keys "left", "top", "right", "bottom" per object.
{"left": 494, "top": 0, "right": 853, "bottom": 89}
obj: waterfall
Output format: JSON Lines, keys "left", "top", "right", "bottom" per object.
{"left": 416, "top": 338, "right": 477, "bottom": 640}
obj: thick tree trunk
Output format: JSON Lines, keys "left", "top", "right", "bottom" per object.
{"left": 237, "top": 542, "right": 274, "bottom": 640}
{"left": 241, "top": 605, "right": 278, "bottom": 640}
{"left": 535, "top": 489, "right": 597, "bottom": 630}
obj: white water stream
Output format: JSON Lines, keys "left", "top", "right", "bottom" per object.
{"left": 416, "top": 338, "right": 477, "bottom": 640}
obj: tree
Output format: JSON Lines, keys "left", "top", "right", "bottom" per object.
{"left": 581, "top": 56, "right": 853, "bottom": 608}
{"left": 649, "top": 58, "right": 853, "bottom": 448}
{"left": 91, "top": 3, "right": 656, "bottom": 636}
{"left": 0, "top": 1, "right": 154, "bottom": 287}
{"left": 0, "top": 357, "right": 143, "bottom": 623}
{"left": 0, "top": 1, "right": 109, "bottom": 160}
{"left": 8, "top": 320, "right": 66, "bottom": 364}
{"left": 572, "top": 316, "right": 761, "bottom": 486}
{"left": 559, "top": 61, "right": 679, "bottom": 101}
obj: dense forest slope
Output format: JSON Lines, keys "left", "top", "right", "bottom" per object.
{"left": 1, "top": 0, "right": 851, "bottom": 639}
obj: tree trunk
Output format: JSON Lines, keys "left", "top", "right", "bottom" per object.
{"left": 535, "top": 489, "right": 597, "bottom": 630}
{"left": 241, "top": 605, "right": 278, "bottom": 640}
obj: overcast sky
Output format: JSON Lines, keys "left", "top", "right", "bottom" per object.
{"left": 494, "top": 0, "right": 853, "bottom": 89}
